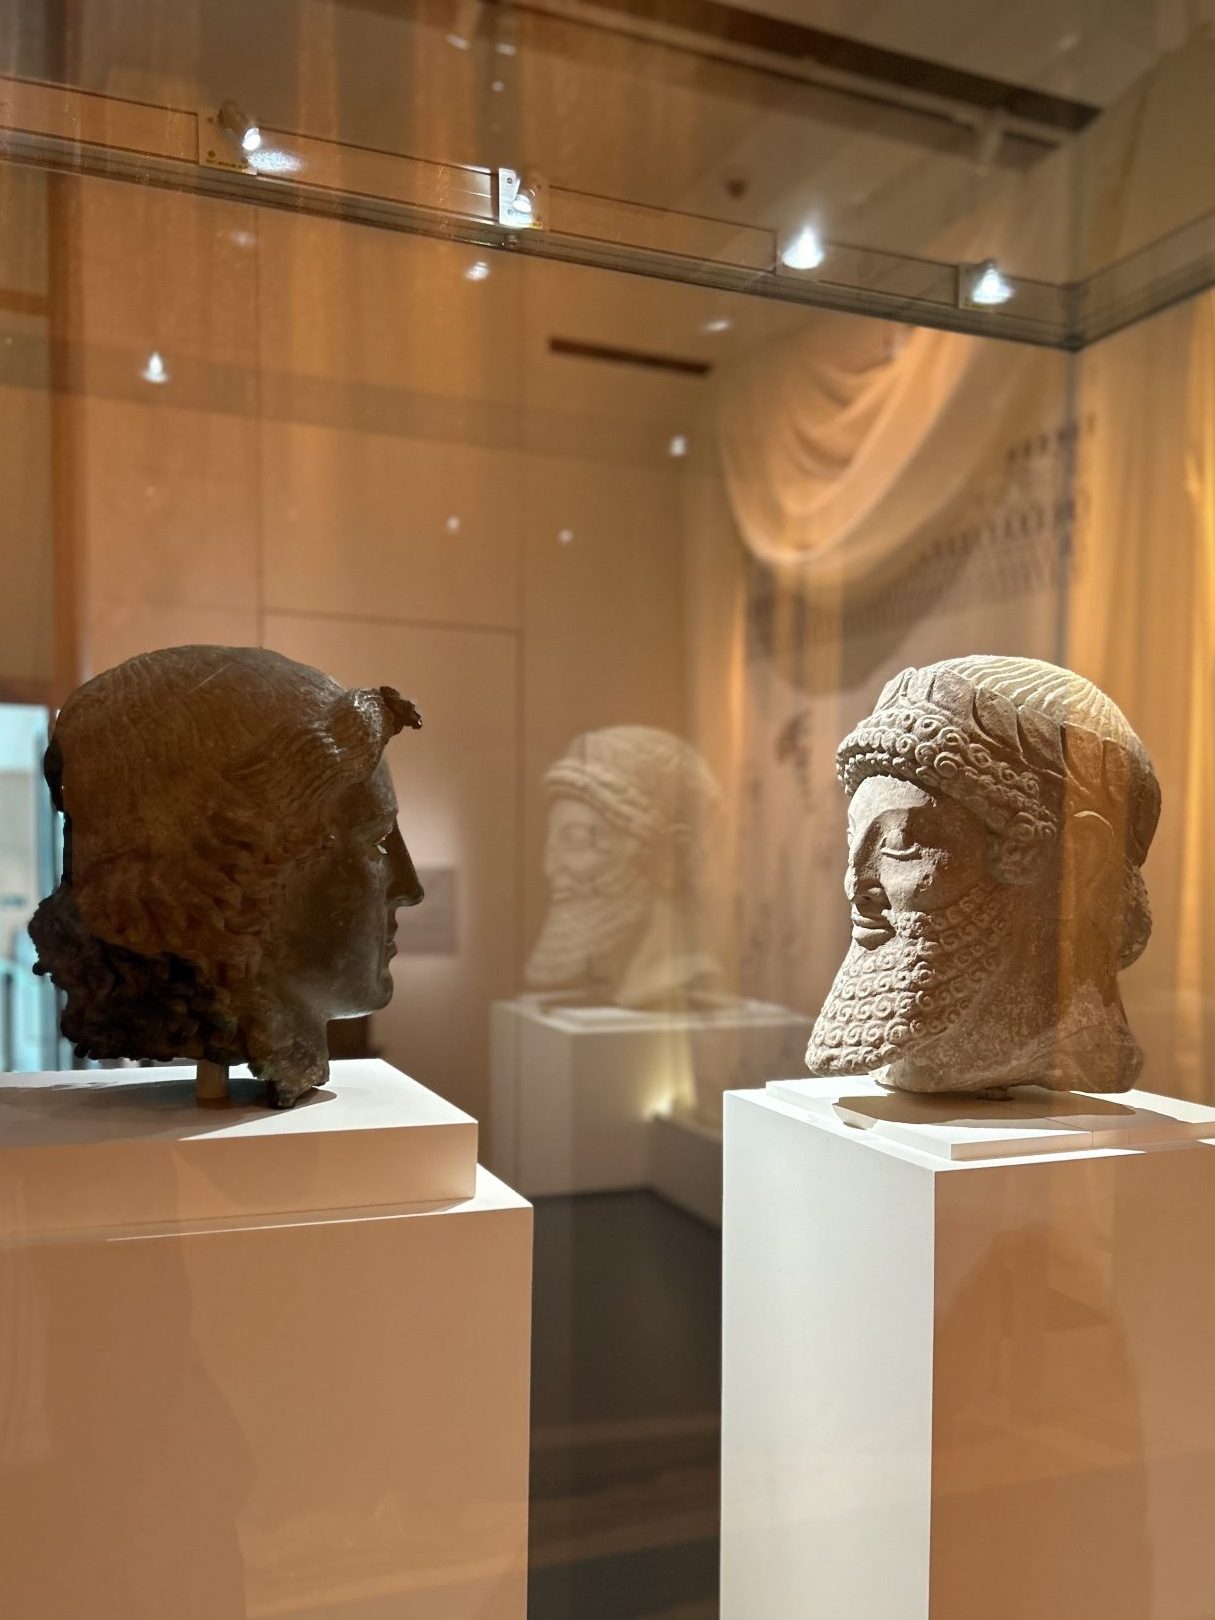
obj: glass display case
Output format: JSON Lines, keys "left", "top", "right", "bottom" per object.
{"left": 2, "top": 2, "right": 1215, "bottom": 1616}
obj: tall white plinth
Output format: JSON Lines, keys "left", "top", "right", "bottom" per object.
{"left": 490, "top": 993, "right": 810, "bottom": 1198}
{"left": 0, "top": 1060, "right": 532, "bottom": 1620}
{"left": 721, "top": 1077, "right": 1215, "bottom": 1620}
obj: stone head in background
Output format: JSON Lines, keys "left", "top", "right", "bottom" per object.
{"left": 525, "top": 726, "right": 723, "bottom": 1009}
{"left": 30, "top": 646, "right": 424, "bottom": 1108}
{"left": 806, "top": 656, "right": 1160, "bottom": 1095}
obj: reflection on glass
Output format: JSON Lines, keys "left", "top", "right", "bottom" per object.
{"left": 526, "top": 726, "right": 722, "bottom": 1010}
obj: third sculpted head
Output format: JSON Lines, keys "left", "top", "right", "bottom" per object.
{"left": 525, "top": 726, "right": 723, "bottom": 1009}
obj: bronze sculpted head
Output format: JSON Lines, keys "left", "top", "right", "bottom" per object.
{"left": 806, "top": 656, "right": 1160, "bottom": 1095}
{"left": 30, "top": 646, "right": 424, "bottom": 1108}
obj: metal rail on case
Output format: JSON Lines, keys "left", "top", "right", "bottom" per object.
{"left": 0, "top": 73, "right": 1210, "bottom": 351}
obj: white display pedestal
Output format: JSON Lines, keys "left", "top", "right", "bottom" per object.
{"left": 490, "top": 993, "right": 810, "bottom": 1200}
{"left": 0, "top": 1060, "right": 532, "bottom": 1620}
{"left": 721, "top": 1076, "right": 1215, "bottom": 1620}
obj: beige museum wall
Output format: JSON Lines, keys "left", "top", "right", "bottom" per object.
{"left": 47, "top": 174, "right": 693, "bottom": 1125}
{"left": 0, "top": 164, "right": 54, "bottom": 693}
{"left": 262, "top": 613, "right": 519, "bottom": 1125}
{"left": 65, "top": 181, "right": 263, "bottom": 671}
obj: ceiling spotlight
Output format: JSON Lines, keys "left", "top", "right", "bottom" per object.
{"left": 964, "top": 259, "right": 1014, "bottom": 307}
{"left": 446, "top": 515, "right": 462, "bottom": 534}
{"left": 668, "top": 434, "right": 689, "bottom": 458}
{"left": 465, "top": 259, "right": 491, "bottom": 282}
{"left": 558, "top": 528, "right": 574, "bottom": 544}
{"left": 702, "top": 316, "right": 732, "bottom": 334}
{"left": 496, "top": 167, "right": 546, "bottom": 230}
{"left": 140, "top": 350, "right": 169, "bottom": 385}
{"left": 779, "top": 226, "right": 826, "bottom": 272}
{"left": 218, "top": 100, "right": 262, "bottom": 157}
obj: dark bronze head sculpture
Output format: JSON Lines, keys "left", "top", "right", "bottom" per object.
{"left": 30, "top": 646, "right": 424, "bottom": 1108}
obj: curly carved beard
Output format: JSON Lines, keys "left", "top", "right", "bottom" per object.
{"left": 806, "top": 877, "right": 1010, "bottom": 1077}
{"left": 525, "top": 870, "right": 652, "bottom": 995}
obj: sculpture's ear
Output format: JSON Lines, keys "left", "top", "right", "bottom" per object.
{"left": 1060, "top": 809, "right": 1116, "bottom": 921}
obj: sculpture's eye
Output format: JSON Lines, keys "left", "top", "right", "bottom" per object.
{"left": 375, "top": 834, "right": 392, "bottom": 856}
{"left": 879, "top": 838, "right": 924, "bottom": 861}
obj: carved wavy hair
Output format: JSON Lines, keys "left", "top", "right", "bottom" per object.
{"left": 29, "top": 646, "right": 420, "bottom": 1077}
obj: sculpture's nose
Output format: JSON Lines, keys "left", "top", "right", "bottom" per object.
{"left": 848, "top": 848, "right": 887, "bottom": 939}
{"left": 845, "top": 848, "right": 887, "bottom": 923}
{"left": 387, "top": 826, "right": 425, "bottom": 908}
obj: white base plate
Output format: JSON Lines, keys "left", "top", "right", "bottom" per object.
{"left": 767, "top": 1074, "right": 1215, "bottom": 1161}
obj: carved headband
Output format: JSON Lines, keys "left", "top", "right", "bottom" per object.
{"left": 544, "top": 759, "right": 671, "bottom": 843}
{"left": 837, "top": 665, "right": 1159, "bottom": 866}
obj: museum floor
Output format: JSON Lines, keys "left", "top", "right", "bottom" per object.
{"left": 529, "top": 1191, "right": 722, "bottom": 1620}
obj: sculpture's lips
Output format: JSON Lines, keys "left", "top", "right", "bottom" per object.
{"left": 850, "top": 911, "right": 893, "bottom": 949}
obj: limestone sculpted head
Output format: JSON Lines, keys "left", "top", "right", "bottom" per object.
{"left": 525, "top": 725, "right": 723, "bottom": 1008}
{"left": 30, "top": 645, "right": 424, "bottom": 1107}
{"left": 805, "top": 656, "right": 1160, "bottom": 1095}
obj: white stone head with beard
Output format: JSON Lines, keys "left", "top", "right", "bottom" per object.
{"left": 806, "top": 656, "right": 1161, "bottom": 1095}
{"left": 525, "top": 727, "right": 723, "bottom": 1009}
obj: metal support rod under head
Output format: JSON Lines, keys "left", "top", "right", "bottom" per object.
{"left": 196, "top": 1060, "right": 231, "bottom": 1107}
